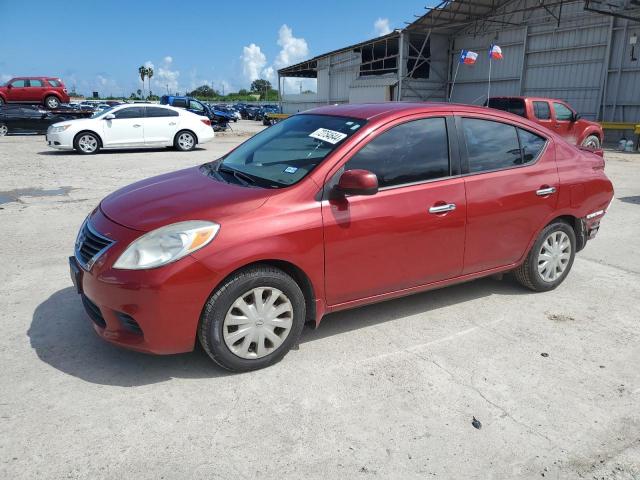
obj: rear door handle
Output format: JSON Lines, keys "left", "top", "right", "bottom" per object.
{"left": 168, "top": 122, "right": 177, "bottom": 126}
{"left": 536, "top": 186, "right": 556, "bottom": 196}
{"left": 429, "top": 203, "right": 456, "bottom": 214}
{"left": 133, "top": 124, "right": 141, "bottom": 128}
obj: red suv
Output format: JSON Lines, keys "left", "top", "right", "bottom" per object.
{"left": 0, "top": 77, "right": 70, "bottom": 109}
{"left": 69, "top": 103, "right": 613, "bottom": 371}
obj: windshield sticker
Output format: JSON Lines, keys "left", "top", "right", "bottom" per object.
{"left": 309, "top": 128, "right": 348, "bottom": 145}
{"left": 283, "top": 166, "right": 298, "bottom": 174}
{"left": 350, "top": 124, "right": 361, "bottom": 130}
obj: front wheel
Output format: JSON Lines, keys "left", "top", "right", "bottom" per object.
{"left": 581, "top": 135, "right": 601, "bottom": 149}
{"left": 0, "top": 97, "right": 5, "bottom": 106}
{"left": 514, "top": 221, "right": 576, "bottom": 292}
{"left": 44, "top": 95, "right": 61, "bottom": 109}
{"left": 198, "top": 266, "right": 306, "bottom": 372}
{"left": 0, "top": 123, "right": 8, "bottom": 136}
{"left": 74, "top": 132, "right": 100, "bottom": 154}
{"left": 174, "top": 130, "right": 196, "bottom": 151}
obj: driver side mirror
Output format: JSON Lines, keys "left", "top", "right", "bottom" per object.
{"left": 571, "top": 112, "right": 581, "bottom": 122}
{"left": 104, "top": 113, "right": 115, "bottom": 120}
{"left": 335, "top": 169, "right": 379, "bottom": 196}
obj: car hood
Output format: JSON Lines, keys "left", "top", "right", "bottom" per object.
{"left": 100, "top": 166, "right": 271, "bottom": 232}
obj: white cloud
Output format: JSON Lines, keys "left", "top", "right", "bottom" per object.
{"left": 241, "top": 43, "right": 267, "bottom": 82}
{"left": 242, "top": 25, "right": 312, "bottom": 92}
{"left": 374, "top": 18, "right": 392, "bottom": 36}
{"left": 156, "top": 56, "right": 180, "bottom": 94}
{"left": 0, "top": 73, "right": 12, "bottom": 84}
{"left": 273, "top": 24, "right": 309, "bottom": 70}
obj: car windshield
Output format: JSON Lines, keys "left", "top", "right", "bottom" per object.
{"left": 218, "top": 114, "right": 365, "bottom": 187}
{"left": 91, "top": 106, "right": 115, "bottom": 119}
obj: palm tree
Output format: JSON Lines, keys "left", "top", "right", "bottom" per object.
{"left": 146, "top": 67, "right": 154, "bottom": 99}
{"left": 138, "top": 65, "right": 147, "bottom": 98}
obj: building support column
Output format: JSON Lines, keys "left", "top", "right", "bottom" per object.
{"left": 397, "top": 30, "right": 405, "bottom": 101}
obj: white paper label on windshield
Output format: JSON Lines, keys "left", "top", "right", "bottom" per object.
{"left": 309, "top": 128, "right": 348, "bottom": 145}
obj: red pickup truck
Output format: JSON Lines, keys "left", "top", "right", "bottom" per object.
{"left": 487, "top": 97, "right": 603, "bottom": 149}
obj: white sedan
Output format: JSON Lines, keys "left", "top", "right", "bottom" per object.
{"left": 46, "top": 104, "right": 215, "bottom": 154}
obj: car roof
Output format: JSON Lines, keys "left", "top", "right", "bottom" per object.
{"left": 112, "top": 103, "right": 182, "bottom": 113}
{"left": 303, "top": 102, "right": 517, "bottom": 120}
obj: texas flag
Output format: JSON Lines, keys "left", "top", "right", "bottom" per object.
{"left": 489, "top": 44, "right": 503, "bottom": 60}
{"left": 459, "top": 50, "right": 478, "bottom": 64}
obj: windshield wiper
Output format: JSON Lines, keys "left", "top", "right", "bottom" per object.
{"left": 217, "top": 164, "right": 257, "bottom": 187}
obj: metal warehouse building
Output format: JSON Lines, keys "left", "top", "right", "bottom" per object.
{"left": 278, "top": 0, "right": 640, "bottom": 140}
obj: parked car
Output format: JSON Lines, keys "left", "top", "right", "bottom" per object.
{"left": 68, "top": 103, "right": 613, "bottom": 371}
{"left": 0, "top": 77, "right": 70, "bottom": 109}
{"left": 0, "top": 105, "right": 74, "bottom": 135}
{"left": 161, "top": 95, "right": 231, "bottom": 131}
{"left": 46, "top": 104, "right": 214, "bottom": 154}
{"left": 486, "top": 97, "right": 604, "bottom": 148}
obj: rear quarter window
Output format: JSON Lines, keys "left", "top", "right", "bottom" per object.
{"left": 47, "top": 79, "right": 61, "bottom": 87}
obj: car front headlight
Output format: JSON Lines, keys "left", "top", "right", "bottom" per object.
{"left": 113, "top": 220, "right": 220, "bottom": 270}
{"left": 50, "top": 125, "right": 71, "bottom": 133}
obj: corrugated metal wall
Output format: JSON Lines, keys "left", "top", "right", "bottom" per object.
{"left": 400, "top": 34, "right": 450, "bottom": 102}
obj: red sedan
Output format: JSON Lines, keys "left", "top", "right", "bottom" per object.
{"left": 70, "top": 103, "right": 614, "bottom": 371}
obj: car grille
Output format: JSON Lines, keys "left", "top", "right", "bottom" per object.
{"left": 75, "top": 220, "right": 114, "bottom": 270}
{"left": 81, "top": 295, "right": 106, "bottom": 328}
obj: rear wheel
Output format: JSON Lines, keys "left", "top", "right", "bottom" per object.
{"left": 174, "top": 130, "right": 196, "bottom": 151}
{"left": 581, "top": 135, "right": 601, "bottom": 149}
{"left": 0, "top": 123, "right": 8, "bottom": 136}
{"left": 44, "top": 95, "right": 61, "bottom": 109}
{"left": 73, "top": 132, "right": 100, "bottom": 154}
{"left": 514, "top": 221, "right": 576, "bottom": 292}
{"left": 198, "top": 266, "right": 306, "bottom": 372}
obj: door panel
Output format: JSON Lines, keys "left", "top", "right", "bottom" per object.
{"left": 459, "top": 116, "right": 559, "bottom": 273}
{"left": 102, "top": 107, "right": 145, "bottom": 146}
{"left": 323, "top": 180, "right": 466, "bottom": 305}
{"left": 551, "top": 102, "right": 574, "bottom": 141}
{"left": 322, "top": 115, "right": 465, "bottom": 306}
{"left": 143, "top": 107, "right": 180, "bottom": 144}
{"left": 7, "top": 80, "right": 27, "bottom": 101}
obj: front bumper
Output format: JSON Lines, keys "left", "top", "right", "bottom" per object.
{"left": 46, "top": 131, "right": 73, "bottom": 149}
{"left": 71, "top": 209, "right": 223, "bottom": 354}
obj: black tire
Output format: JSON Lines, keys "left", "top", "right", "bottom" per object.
{"left": 44, "top": 95, "right": 61, "bottom": 109}
{"left": 174, "top": 130, "right": 196, "bottom": 151}
{"left": 73, "top": 131, "right": 101, "bottom": 155}
{"left": 198, "top": 266, "right": 306, "bottom": 372}
{"left": 514, "top": 221, "right": 576, "bottom": 292}
{"left": 0, "top": 123, "right": 8, "bottom": 136}
{"left": 0, "top": 97, "right": 5, "bottom": 106}
{"left": 581, "top": 135, "right": 601, "bottom": 149}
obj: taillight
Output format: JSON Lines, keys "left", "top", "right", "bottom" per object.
{"left": 201, "top": 119, "right": 211, "bottom": 126}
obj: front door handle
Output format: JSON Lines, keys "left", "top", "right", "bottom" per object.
{"left": 133, "top": 124, "right": 141, "bottom": 128}
{"left": 536, "top": 186, "right": 556, "bottom": 196}
{"left": 429, "top": 203, "right": 456, "bottom": 214}
{"left": 168, "top": 122, "right": 177, "bottom": 126}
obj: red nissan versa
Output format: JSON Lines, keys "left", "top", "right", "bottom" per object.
{"left": 69, "top": 103, "right": 613, "bottom": 371}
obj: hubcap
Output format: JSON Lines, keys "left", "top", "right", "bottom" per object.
{"left": 0, "top": 124, "right": 7, "bottom": 136}
{"left": 46, "top": 97, "right": 59, "bottom": 108}
{"left": 78, "top": 135, "right": 98, "bottom": 153}
{"left": 178, "top": 133, "right": 194, "bottom": 150}
{"left": 537, "top": 231, "right": 571, "bottom": 282}
{"left": 223, "top": 287, "right": 294, "bottom": 360}
{"left": 584, "top": 138, "right": 599, "bottom": 148}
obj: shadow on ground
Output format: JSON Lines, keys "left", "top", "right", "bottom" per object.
{"left": 30, "top": 278, "right": 526, "bottom": 387}
{"left": 37, "top": 147, "right": 205, "bottom": 156}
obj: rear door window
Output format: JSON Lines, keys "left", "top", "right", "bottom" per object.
{"left": 346, "top": 117, "right": 450, "bottom": 188}
{"left": 517, "top": 128, "right": 547, "bottom": 163}
{"left": 28, "top": 80, "right": 43, "bottom": 87}
{"left": 533, "top": 101, "right": 551, "bottom": 120}
{"left": 462, "top": 118, "right": 522, "bottom": 172}
{"left": 553, "top": 102, "right": 573, "bottom": 121}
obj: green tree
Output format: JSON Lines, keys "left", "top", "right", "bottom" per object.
{"left": 250, "top": 79, "right": 272, "bottom": 94}
{"left": 147, "top": 67, "right": 154, "bottom": 98}
{"left": 188, "top": 85, "right": 218, "bottom": 98}
{"left": 138, "top": 65, "right": 147, "bottom": 98}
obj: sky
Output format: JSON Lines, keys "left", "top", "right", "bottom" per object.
{"left": 0, "top": 0, "right": 430, "bottom": 97}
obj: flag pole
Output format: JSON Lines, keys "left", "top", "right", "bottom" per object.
{"left": 486, "top": 56, "right": 492, "bottom": 107}
{"left": 450, "top": 60, "right": 461, "bottom": 102}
